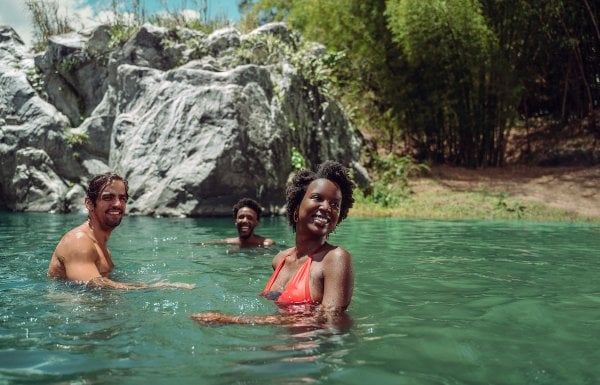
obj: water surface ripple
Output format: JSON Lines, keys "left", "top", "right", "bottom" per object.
{"left": 1, "top": 213, "right": 599, "bottom": 384}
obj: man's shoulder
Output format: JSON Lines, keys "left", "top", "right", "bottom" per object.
{"left": 251, "top": 235, "right": 275, "bottom": 247}
{"left": 62, "top": 221, "right": 89, "bottom": 235}
{"left": 261, "top": 237, "right": 276, "bottom": 246}
{"left": 57, "top": 224, "right": 95, "bottom": 253}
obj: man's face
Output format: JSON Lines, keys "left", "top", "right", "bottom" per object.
{"left": 90, "top": 180, "right": 128, "bottom": 229}
{"left": 235, "top": 207, "right": 259, "bottom": 240}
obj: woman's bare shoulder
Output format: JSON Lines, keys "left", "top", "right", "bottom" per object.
{"left": 322, "top": 246, "right": 352, "bottom": 266}
{"left": 271, "top": 246, "right": 295, "bottom": 267}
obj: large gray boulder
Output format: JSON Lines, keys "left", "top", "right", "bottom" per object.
{"left": 0, "top": 22, "right": 365, "bottom": 216}
{"left": 0, "top": 25, "right": 86, "bottom": 212}
{"left": 12, "top": 147, "right": 69, "bottom": 212}
{"left": 110, "top": 63, "right": 288, "bottom": 216}
{"left": 34, "top": 28, "right": 110, "bottom": 126}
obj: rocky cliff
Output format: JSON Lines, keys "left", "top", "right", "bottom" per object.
{"left": 0, "top": 23, "right": 366, "bottom": 216}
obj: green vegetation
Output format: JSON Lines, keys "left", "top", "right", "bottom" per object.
{"left": 232, "top": 33, "right": 290, "bottom": 67}
{"left": 357, "top": 154, "right": 429, "bottom": 207}
{"left": 245, "top": 0, "right": 599, "bottom": 168}
{"left": 290, "top": 147, "right": 307, "bottom": 171}
{"left": 240, "top": 0, "right": 599, "bottom": 220}
{"left": 25, "top": 67, "right": 47, "bottom": 99}
{"left": 385, "top": 0, "right": 506, "bottom": 167}
{"left": 352, "top": 186, "right": 598, "bottom": 223}
{"left": 64, "top": 129, "right": 89, "bottom": 161}
{"left": 65, "top": 130, "right": 89, "bottom": 147}
{"left": 108, "top": 23, "right": 138, "bottom": 49}
{"left": 58, "top": 56, "right": 80, "bottom": 72}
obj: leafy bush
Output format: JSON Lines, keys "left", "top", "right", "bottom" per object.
{"left": 361, "top": 154, "right": 429, "bottom": 207}
{"left": 496, "top": 192, "right": 526, "bottom": 219}
{"left": 290, "top": 147, "right": 306, "bottom": 171}
{"left": 58, "top": 56, "right": 81, "bottom": 72}
{"left": 232, "top": 33, "right": 290, "bottom": 67}
{"left": 108, "top": 23, "right": 138, "bottom": 48}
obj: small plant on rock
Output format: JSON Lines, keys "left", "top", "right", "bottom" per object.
{"left": 65, "top": 130, "right": 89, "bottom": 147}
{"left": 26, "top": 67, "right": 48, "bottom": 100}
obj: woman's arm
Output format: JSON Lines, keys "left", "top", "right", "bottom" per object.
{"left": 191, "top": 248, "right": 354, "bottom": 328}
{"left": 320, "top": 247, "right": 354, "bottom": 312}
{"left": 191, "top": 312, "right": 295, "bottom": 326}
{"left": 191, "top": 310, "right": 352, "bottom": 329}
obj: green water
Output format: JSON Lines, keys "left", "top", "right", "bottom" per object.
{"left": 1, "top": 212, "right": 599, "bottom": 385}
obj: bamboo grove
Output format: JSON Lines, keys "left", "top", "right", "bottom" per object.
{"left": 243, "top": 0, "right": 600, "bottom": 167}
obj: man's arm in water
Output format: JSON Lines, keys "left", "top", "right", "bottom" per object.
{"left": 54, "top": 235, "right": 194, "bottom": 290}
{"left": 193, "top": 238, "right": 239, "bottom": 246}
{"left": 194, "top": 236, "right": 276, "bottom": 247}
{"left": 87, "top": 277, "right": 195, "bottom": 289}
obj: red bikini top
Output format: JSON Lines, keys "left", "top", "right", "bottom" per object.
{"left": 260, "top": 248, "right": 315, "bottom": 305}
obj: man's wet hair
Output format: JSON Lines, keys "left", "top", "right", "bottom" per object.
{"left": 233, "top": 198, "right": 263, "bottom": 219}
{"left": 87, "top": 172, "right": 129, "bottom": 207}
{"left": 285, "top": 160, "right": 355, "bottom": 232}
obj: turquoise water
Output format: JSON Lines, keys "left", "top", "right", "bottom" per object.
{"left": 1, "top": 212, "right": 599, "bottom": 385}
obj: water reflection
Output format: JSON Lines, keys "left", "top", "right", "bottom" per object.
{"left": 205, "top": 324, "right": 358, "bottom": 385}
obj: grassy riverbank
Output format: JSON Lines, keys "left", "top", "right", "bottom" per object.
{"left": 350, "top": 165, "right": 600, "bottom": 223}
{"left": 352, "top": 190, "right": 592, "bottom": 222}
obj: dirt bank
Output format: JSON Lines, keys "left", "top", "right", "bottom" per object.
{"left": 412, "top": 165, "right": 600, "bottom": 218}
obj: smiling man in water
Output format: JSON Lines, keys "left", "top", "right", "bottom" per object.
{"left": 199, "top": 198, "right": 275, "bottom": 247}
{"left": 48, "top": 172, "right": 194, "bottom": 289}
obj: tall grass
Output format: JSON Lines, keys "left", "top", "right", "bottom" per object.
{"left": 25, "top": 0, "right": 234, "bottom": 51}
{"left": 25, "top": 0, "right": 73, "bottom": 51}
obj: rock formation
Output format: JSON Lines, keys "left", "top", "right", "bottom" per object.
{"left": 0, "top": 23, "right": 366, "bottom": 216}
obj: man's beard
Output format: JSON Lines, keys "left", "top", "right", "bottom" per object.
{"left": 104, "top": 213, "right": 123, "bottom": 229}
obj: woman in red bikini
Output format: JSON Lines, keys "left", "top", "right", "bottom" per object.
{"left": 192, "top": 161, "right": 355, "bottom": 326}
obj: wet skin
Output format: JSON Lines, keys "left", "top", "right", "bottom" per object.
{"left": 192, "top": 177, "right": 354, "bottom": 326}
{"left": 48, "top": 180, "right": 194, "bottom": 289}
